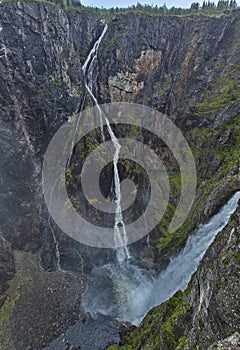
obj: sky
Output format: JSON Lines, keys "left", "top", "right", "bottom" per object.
{"left": 81, "top": 0, "right": 203, "bottom": 9}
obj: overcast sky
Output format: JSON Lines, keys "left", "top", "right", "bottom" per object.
{"left": 81, "top": 0, "right": 203, "bottom": 9}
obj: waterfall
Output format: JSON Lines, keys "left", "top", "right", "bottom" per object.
{"left": 133, "top": 190, "right": 240, "bottom": 325}
{"left": 81, "top": 24, "right": 130, "bottom": 262}
{"left": 81, "top": 191, "right": 240, "bottom": 326}
{"left": 45, "top": 177, "right": 62, "bottom": 271}
{"left": 49, "top": 217, "right": 62, "bottom": 271}
{"left": 82, "top": 24, "right": 108, "bottom": 140}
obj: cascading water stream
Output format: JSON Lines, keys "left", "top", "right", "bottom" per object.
{"left": 42, "top": 19, "right": 240, "bottom": 350}
{"left": 123, "top": 190, "right": 240, "bottom": 325}
{"left": 42, "top": 176, "right": 62, "bottom": 271}
{"left": 81, "top": 24, "right": 130, "bottom": 262}
{"left": 104, "top": 117, "right": 131, "bottom": 262}
{"left": 82, "top": 24, "right": 108, "bottom": 141}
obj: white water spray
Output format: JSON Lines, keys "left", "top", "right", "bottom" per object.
{"left": 82, "top": 191, "right": 240, "bottom": 325}
{"left": 126, "top": 191, "right": 240, "bottom": 325}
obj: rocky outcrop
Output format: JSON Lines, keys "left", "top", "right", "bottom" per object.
{"left": 0, "top": 251, "right": 84, "bottom": 350}
{"left": 0, "top": 1, "right": 82, "bottom": 252}
{"left": 99, "top": 12, "right": 240, "bottom": 122}
{"left": 207, "top": 332, "right": 240, "bottom": 350}
{"left": 0, "top": 0, "right": 111, "bottom": 267}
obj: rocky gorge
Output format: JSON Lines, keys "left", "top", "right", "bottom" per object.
{"left": 0, "top": 1, "right": 240, "bottom": 349}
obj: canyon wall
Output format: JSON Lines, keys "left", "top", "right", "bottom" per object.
{"left": 0, "top": 2, "right": 239, "bottom": 348}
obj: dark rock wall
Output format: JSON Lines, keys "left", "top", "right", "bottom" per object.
{"left": 99, "top": 13, "right": 240, "bottom": 125}
{"left": 1, "top": 2, "right": 81, "bottom": 252}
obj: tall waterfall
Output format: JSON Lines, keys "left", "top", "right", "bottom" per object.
{"left": 82, "top": 24, "right": 130, "bottom": 262}
{"left": 48, "top": 179, "right": 62, "bottom": 271}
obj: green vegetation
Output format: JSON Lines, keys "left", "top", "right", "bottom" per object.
{"left": 0, "top": 268, "right": 33, "bottom": 350}
{"left": 37, "top": 87, "right": 51, "bottom": 97}
{"left": 0, "top": 297, "right": 15, "bottom": 350}
{"left": 222, "top": 257, "right": 230, "bottom": 267}
{"left": 104, "top": 34, "right": 121, "bottom": 54}
{"left": 108, "top": 290, "right": 190, "bottom": 349}
{"left": 155, "top": 113, "right": 240, "bottom": 260}
{"left": 198, "top": 317, "right": 205, "bottom": 331}
{"left": 197, "top": 65, "right": 240, "bottom": 115}
{"left": 1, "top": 0, "right": 239, "bottom": 18}
{"left": 177, "top": 336, "right": 187, "bottom": 349}
{"left": 216, "top": 278, "right": 221, "bottom": 288}
{"left": 52, "top": 79, "right": 63, "bottom": 86}
{"left": 190, "top": 115, "right": 240, "bottom": 170}
{"left": 233, "top": 252, "right": 240, "bottom": 263}
{"left": 156, "top": 173, "right": 181, "bottom": 251}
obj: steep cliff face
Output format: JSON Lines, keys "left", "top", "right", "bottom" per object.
{"left": 98, "top": 10, "right": 240, "bottom": 262}
{"left": 0, "top": 0, "right": 111, "bottom": 266}
{"left": 99, "top": 12, "right": 240, "bottom": 122}
{"left": 1, "top": 2, "right": 239, "bottom": 269}
{"left": 0, "top": 2, "right": 240, "bottom": 349}
{"left": 0, "top": 2, "right": 102, "bottom": 347}
{"left": 0, "top": 2, "right": 81, "bottom": 250}
{"left": 112, "top": 199, "right": 240, "bottom": 350}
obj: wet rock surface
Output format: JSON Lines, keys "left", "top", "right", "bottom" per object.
{"left": 45, "top": 313, "right": 121, "bottom": 350}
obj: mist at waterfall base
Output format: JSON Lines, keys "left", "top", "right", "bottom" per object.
{"left": 82, "top": 191, "right": 240, "bottom": 326}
